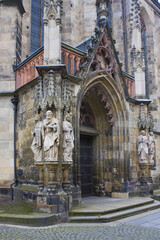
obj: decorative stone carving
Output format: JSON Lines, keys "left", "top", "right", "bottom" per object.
{"left": 43, "top": 110, "right": 60, "bottom": 161}
{"left": 43, "top": 70, "right": 58, "bottom": 108}
{"left": 78, "top": 29, "right": 103, "bottom": 79}
{"left": 147, "top": 110, "right": 154, "bottom": 132}
{"left": 63, "top": 113, "right": 74, "bottom": 162}
{"left": 34, "top": 71, "right": 58, "bottom": 111}
{"left": 129, "top": 0, "right": 141, "bottom": 35}
{"left": 31, "top": 115, "right": 44, "bottom": 162}
{"left": 137, "top": 130, "right": 148, "bottom": 164}
{"left": 44, "top": 0, "right": 63, "bottom": 23}
{"left": 138, "top": 104, "right": 154, "bottom": 132}
{"left": 138, "top": 103, "right": 147, "bottom": 130}
{"left": 96, "top": 0, "right": 109, "bottom": 28}
{"left": 83, "top": 84, "right": 114, "bottom": 126}
{"left": 131, "top": 46, "right": 145, "bottom": 75}
{"left": 90, "top": 34, "right": 115, "bottom": 78}
{"left": 62, "top": 79, "right": 72, "bottom": 111}
{"left": 148, "top": 132, "right": 155, "bottom": 164}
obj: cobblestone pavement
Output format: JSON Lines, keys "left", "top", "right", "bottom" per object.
{"left": 0, "top": 223, "right": 160, "bottom": 240}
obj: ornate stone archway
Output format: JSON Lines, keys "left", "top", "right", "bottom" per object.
{"left": 75, "top": 71, "right": 129, "bottom": 198}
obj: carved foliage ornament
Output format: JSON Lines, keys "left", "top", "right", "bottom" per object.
{"left": 138, "top": 104, "right": 154, "bottom": 131}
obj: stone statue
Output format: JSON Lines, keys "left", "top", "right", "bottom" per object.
{"left": 63, "top": 113, "right": 74, "bottom": 161}
{"left": 31, "top": 115, "right": 44, "bottom": 161}
{"left": 43, "top": 110, "right": 60, "bottom": 161}
{"left": 137, "top": 130, "right": 148, "bottom": 164}
{"left": 148, "top": 132, "right": 155, "bottom": 164}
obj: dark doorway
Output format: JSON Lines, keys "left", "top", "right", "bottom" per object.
{"left": 80, "top": 135, "right": 93, "bottom": 196}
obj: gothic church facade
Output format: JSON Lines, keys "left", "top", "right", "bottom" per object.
{"left": 0, "top": 0, "right": 160, "bottom": 213}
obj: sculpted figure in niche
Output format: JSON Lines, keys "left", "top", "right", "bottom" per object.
{"left": 63, "top": 113, "right": 74, "bottom": 161}
{"left": 43, "top": 110, "right": 60, "bottom": 161}
{"left": 148, "top": 132, "right": 155, "bottom": 164}
{"left": 137, "top": 130, "right": 148, "bottom": 164}
{"left": 31, "top": 115, "right": 44, "bottom": 161}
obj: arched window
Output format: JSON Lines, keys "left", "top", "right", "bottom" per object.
{"left": 30, "top": 0, "right": 44, "bottom": 52}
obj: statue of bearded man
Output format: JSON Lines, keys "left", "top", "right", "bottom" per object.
{"left": 43, "top": 110, "right": 60, "bottom": 161}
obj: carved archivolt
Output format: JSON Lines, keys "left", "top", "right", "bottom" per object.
{"left": 82, "top": 85, "right": 114, "bottom": 127}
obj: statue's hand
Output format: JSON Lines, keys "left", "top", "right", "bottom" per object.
{"left": 31, "top": 130, "right": 35, "bottom": 136}
{"left": 56, "top": 139, "right": 60, "bottom": 146}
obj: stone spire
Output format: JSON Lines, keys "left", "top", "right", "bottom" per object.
{"left": 129, "top": 0, "right": 146, "bottom": 98}
{"left": 43, "top": 0, "right": 63, "bottom": 65}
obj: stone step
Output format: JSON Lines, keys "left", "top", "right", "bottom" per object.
{"left": 69, "top": 198, "right": 154, "bottom": 217}
{"left": 69, "top": 200, "right": 160, "bottom": 223}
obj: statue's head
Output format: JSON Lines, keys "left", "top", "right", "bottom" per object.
{"left": 149, "top": 132, "right": 153, "bottom": 136}
{"left": 46, "top": 110, "right": 53, "bottom": 120}
{"left": 141, "top": 130, "right": 146, "bottom": 136}
{"left": 65, "top": 113, "right": 72, "bottom": 122}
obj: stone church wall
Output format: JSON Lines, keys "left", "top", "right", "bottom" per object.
{"left": 16, "top": 83, "right": 39, "bottom": 183}
{"left": 0, "top": 95, "right": 14, "bottom": 186}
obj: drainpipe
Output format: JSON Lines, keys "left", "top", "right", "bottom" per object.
{"left": 122, "top": 0, "right": 128, "bottom": 72}
{"left": 10, "top": 95, "right": 19, "bottom": 201}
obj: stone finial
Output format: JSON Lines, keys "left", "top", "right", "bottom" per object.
{"left": 96, "top": 0, "right": 110, "bottom": 27}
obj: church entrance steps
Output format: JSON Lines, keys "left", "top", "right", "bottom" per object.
{"left": 153, "top": 189, "right": 160, "bottom": 201}
{"left": 69, "top": 197, "right": 160, "bottom": 223}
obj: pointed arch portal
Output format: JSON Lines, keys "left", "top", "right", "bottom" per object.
{"left": 76, "top": 72, "right": 129, "bottom": 197}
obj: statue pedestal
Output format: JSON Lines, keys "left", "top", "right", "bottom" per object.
{"left": 36, "top": 161, "right": 60, "bottom": 214}
{"left": 62, "top": 161, "right": 73, "bottom": 209}
{"left": 138, "top": 162, "right": 154, "bottom": 196}
{"left": 35, "top": 161, "right": 73, "bottom": 218}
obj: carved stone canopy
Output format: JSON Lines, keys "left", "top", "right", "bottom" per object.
{"left": 44, "top": 0, "right": 63, "bottom": 22}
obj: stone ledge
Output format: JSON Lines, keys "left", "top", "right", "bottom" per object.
{"left": 0, "top": 213, "right": 58, "bottom": 226}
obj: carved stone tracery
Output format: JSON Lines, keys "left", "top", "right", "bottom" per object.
{"left": 78, "top": 32, "right": 115, "bottom": 80}
{"left": 44, "top": 0, "right": 63, "bottom": 24}
{"left": 90, "top": 34, "right": 115, "bottom": 78}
